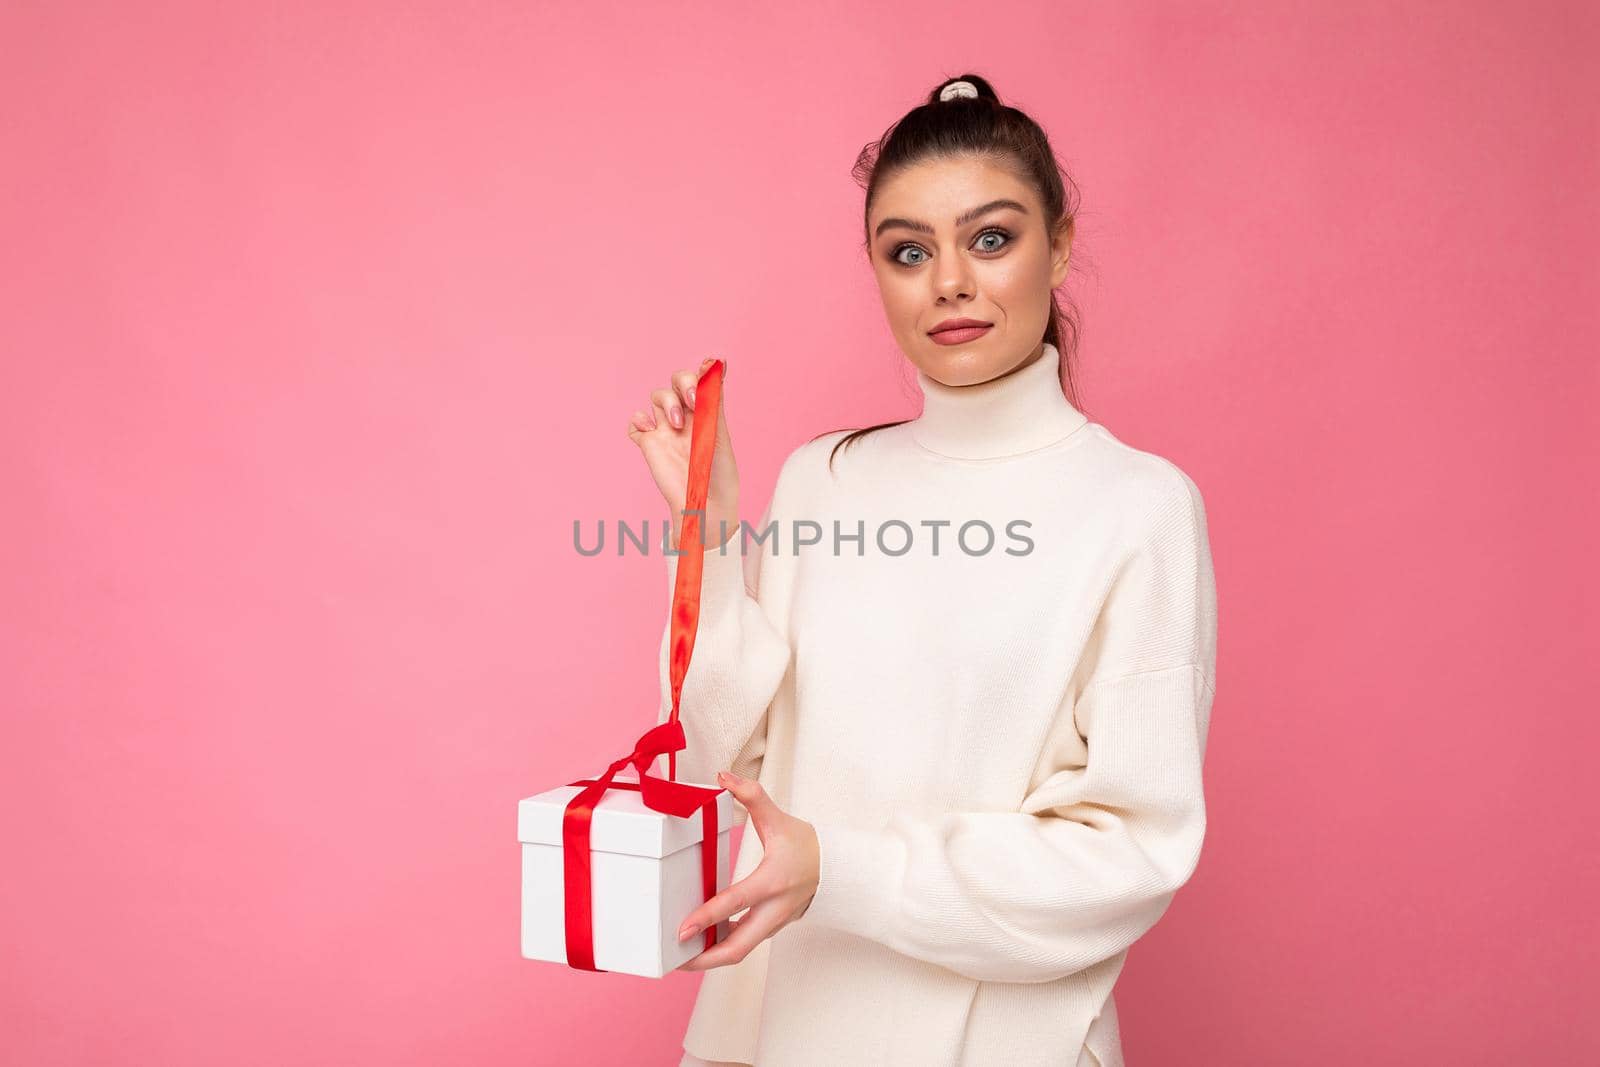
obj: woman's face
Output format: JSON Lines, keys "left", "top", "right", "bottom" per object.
{"left": 867, "top": 155, "right": 1070, "bottom": 386}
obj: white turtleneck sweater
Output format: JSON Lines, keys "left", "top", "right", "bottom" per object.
{"left": 657, "top": 342, "right": 1217, "bottom": 1067}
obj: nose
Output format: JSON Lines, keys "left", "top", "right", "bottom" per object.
{"left": 932, "top": 255, "right": 975, "bottom": 304}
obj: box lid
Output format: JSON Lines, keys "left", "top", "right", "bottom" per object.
{"left": 517, "top": 772, "right": 732, "bottom": 859}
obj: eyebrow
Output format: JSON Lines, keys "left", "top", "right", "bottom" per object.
{"left": 873, "top": 198, "right": 1030, "bottom": 239}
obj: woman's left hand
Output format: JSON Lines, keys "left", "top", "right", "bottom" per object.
{"left": 676, "top": 770, "right": 819, "bottom": 971}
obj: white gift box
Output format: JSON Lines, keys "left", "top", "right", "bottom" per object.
{"left": 518, "top": 770, "right": 735, "bottom": 978}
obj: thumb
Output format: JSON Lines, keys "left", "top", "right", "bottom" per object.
{"left": 693, "top": 364, "right": 735, "bottom": 476}
{"left": 717, "top": 771, "right": 771, "bottom": 825}
{"left": 703, "top": 359, "right": 732, "bottom": 447}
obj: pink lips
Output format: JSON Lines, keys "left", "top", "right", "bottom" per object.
{"left": 928, "top": 324, "right": 993, "bottom": 345}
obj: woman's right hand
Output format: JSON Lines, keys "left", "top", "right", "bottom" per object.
{"left": 626, "top": 357, "right": 741, "bottom": 552}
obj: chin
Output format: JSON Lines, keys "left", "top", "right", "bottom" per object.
{"left": 915, "top": 337, "right": 1008, "bottom": 385}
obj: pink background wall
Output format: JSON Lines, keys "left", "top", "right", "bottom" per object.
{"left": 3, "top": 2, "right": 1595, "bottom": 1063}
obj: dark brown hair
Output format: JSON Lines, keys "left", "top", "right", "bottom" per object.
{"left": 817, "top": 72, "right": 1088, "bottom": 471}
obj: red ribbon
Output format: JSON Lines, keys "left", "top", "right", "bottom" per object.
{"left": 560, "top": 359, "right": 729, "bottom": 973}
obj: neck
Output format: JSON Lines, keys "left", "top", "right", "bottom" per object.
{"left": 908, "top": 342, "right": 1087, "bottom": 460}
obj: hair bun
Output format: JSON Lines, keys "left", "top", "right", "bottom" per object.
{"left": 938, "top": 80, "right": 980, "bottom": 102}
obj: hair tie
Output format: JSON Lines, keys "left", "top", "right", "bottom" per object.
{"left": 939, "top": 80, "right": 979, "bottom": 102}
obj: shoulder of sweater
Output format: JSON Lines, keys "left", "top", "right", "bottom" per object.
{"left": 785, "top": 427, "right": 858, "bottom": 466}
{"left": 768, "top": 423, "right": 1208, "bottom": 535}
{"left": 1078, "top": 424, "right": 1209, "bottom": 538}
{"left": 769, "top": 427, "right": 863, "bottom": 493}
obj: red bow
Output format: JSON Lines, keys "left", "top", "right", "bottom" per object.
{"left": 559, "top": 359, "right": 729, "bottom": 973}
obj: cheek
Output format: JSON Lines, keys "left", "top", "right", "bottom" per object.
{"left": 982, "top": 254, "right": 1043, "bottom": 305}
{"left": 875, "top": 270, "right": 921, "bottom": 317}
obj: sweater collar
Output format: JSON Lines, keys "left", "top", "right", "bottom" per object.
{"left": 908, "top": 342, "right": 1088, "bottom": 460}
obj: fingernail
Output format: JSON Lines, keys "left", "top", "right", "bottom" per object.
{"left": 687, "top": 386, "right": 696, "bottom": 406}
{"left": 670, "top": 406, "right": 682, "bottom": 428}
{"left": 678, "top": 924, "right": 699, "bottom": 942}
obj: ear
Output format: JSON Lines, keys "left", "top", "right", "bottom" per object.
{"left": 1049, "top": 215, "right": 1074, "bottom": 289}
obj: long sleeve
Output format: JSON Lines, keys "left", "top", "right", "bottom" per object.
{"left": 795, "top": 469, "right": 1218, "bottom": 985}
{"left": 656, "top": 495, "right": 794, "bottom": 806}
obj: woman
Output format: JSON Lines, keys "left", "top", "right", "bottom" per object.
{"left": 626, "top": 74, "right": 1217, "bottom": 1067}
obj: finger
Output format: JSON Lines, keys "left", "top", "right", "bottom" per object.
{"left": 650, "top": 386, "right": 684, "bottom": 430}
{"left": 629, "top": 408, "right": 658, "bottom": 435}
{"left": 679, "top": 913, "right": 746, "bottom": 971}
{"left": 677, "top": 866, "right": 767, "bottom": 943}
{"left": 673, "top": 356, "right": 723, "bottom": 413}
{"left": 708, "top": 366, "right": 732, "bottom": 447}
{"left": 716, "top": 771, "right": 775, "bottom": 836}
{"left": 671, "top": 365, "right": 702, "bottom": 412}
{"left": 679, "top": 903, "right": 780, "bottom": 972}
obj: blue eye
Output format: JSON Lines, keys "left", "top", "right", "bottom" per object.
{"left": 974, "top": 228, "right": 1011, "bottom": 252}
{"left": 889, "top": 227, "right": 1013, "bottom": 266}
